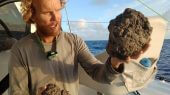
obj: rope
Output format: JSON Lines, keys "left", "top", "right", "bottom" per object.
{"left": 64, "top": 7, "right": 72, "bottom": 33}
{"left": 62, "top": 21, "right": 109, "bottom": 23}
{"left": 135, "top": 0, "right": 170, "bottom": 22}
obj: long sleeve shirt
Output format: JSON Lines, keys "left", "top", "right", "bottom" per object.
{"left": 9, "top": 31, "right": 123, "bottom": 95}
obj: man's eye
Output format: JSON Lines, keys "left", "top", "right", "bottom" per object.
{"left": 44, "top": 12, "right": 51, "bottom": 15}
{"left": 40, "top": 11, "right": 51, "bottom": 15}
{"left": 55, "top": 8, "right": 62, "bottom": 13}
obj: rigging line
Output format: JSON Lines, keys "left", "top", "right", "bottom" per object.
{"left": 135, "top": 0, "right": 170, "bottom": 22}
{"left": 64, "top": 6, "right": 72, "bottom": 33}
{"left": 61, "top": 21, "right": 109, "bottom": 23}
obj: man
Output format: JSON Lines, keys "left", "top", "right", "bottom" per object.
{"left": 9, "top": 0, "right": 127, "bottom": 95}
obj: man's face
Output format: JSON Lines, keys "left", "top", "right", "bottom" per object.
{"left": 33, "top": 0, "right": 62, "bottom": 36}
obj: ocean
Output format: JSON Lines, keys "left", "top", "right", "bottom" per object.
{"left": 85, "top": 39, "right": 170, "bottom": 83}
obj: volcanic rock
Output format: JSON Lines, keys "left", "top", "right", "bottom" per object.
{"left": 106, "top": 8, "right": 152, "bottom": 60}
{"left": 41, "top": 84, "right": 71, "bottom": 95}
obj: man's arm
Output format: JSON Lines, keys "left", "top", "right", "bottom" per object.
{"left": 76, "top": 37, "right": 124, "bottom": 84}
{"left": 9, "top": 46, "right": 30, "bottom": 95}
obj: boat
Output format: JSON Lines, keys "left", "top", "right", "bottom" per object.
{"left": 0, "top": 0, "right": 169, "bottom": 95}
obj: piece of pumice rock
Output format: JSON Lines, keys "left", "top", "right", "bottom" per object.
{"left": 106, "top": 8, "right": 152, "bottom": 60}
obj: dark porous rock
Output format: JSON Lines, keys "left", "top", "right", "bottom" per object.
{"left": 41, "top": 84, "right": 61, "bottom": 95}
{"left": 106, "top": 8, "right": 152, "bottom": 60}
{"left": 61, "top": 89, "right": 71, "bottom": 95}
{"left": 41, "top": 84, "right": 71, "bottom": 95}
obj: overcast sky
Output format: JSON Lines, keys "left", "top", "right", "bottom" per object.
{"left": 61, "top": 0, "right": 170, "bottom": 40}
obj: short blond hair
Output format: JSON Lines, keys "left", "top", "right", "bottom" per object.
{"left": 21, "top": 0, "right": 66, "bottom": 24}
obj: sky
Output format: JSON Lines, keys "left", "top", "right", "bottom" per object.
{"left": 61, "top": 0, "right": 170, "bottom": 40}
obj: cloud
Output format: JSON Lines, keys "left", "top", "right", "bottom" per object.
{"left": 68, "top": 19, "right": 109, "bottom": 40}
{"left": 77, "top": 19, "right": 87, "bottom": 28}
{"left": 69, "top": 19, "right": 87, "bottom": 31}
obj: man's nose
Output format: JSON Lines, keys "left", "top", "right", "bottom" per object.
{"left": 50, "top": 11, "right": 59, "bottom": 22}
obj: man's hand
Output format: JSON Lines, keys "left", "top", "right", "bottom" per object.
{"left": 110, "top": 57, "right": 130, "bottom": 69}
